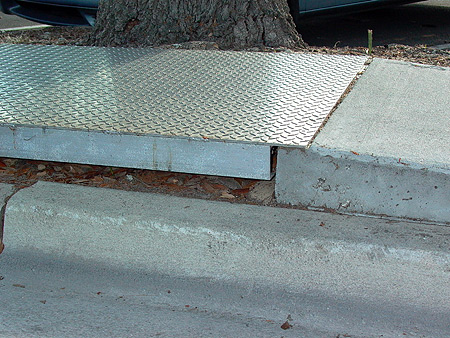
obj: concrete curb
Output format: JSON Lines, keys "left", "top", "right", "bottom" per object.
{"left": 275, "top": 59, "right": 450, "bottom": 224}
{"left": 276, "top": 146, "right": 450, "bottom": 224}
{"left": 0, "top": 24, "right": 50, "bottom": 32}
{"left": 3, "top": 181, "right": 449, "bottom": 313}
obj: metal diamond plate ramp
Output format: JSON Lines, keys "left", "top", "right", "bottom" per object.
{"left": 0, "top": 44, "right": 367, "bottom": 179}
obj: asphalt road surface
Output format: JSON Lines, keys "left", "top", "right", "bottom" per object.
{"left": 299, "top": 0, "right": 450, "bottom": 47}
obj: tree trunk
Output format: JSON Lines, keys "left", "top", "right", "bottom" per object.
{"left": 91, "top": 0, "right": 306, "bottom": 49}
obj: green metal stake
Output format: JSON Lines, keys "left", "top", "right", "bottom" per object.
{"left": 368, "top": 29, "right": 373, "bottom": 55}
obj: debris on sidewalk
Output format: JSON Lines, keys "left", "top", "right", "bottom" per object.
{"left": 280, "top": 314, "right": 293, "bottom": 330}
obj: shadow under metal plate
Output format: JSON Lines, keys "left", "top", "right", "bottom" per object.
{"left": 0, "top": 44, "right": 367, "bottom": 179}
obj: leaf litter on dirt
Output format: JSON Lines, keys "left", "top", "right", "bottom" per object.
{"left": 0, "top": 157, "right": 274, "bottom": 205}
{"left": 0, "top": 27, "right": 448, "bottom": 67}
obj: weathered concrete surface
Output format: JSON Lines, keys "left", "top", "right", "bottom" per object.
{"left": 0, "top": 183, "right": 15, "bottom": 205}
{"left": 0, "top": 11, "right": 49, "bottom": 30}
{"left": 2, "top": 181, "right": 449, "bottom": 337}
{"left": 276, "top": 147, "right": 450, "bottom": 223}
{"left": 0, "top": 183, "right": 16, "bottom": 251}
{"left": 2, "top": 247, "right": 449, "bottom": 338}
{"left": 0, "top": 183, "right": 14, "bottom": 207}
{"left": 276, "top": 59, "right": 450, "bottom": 224}
{"left": 314, "top": 59, "right": 450, "bottom": 169}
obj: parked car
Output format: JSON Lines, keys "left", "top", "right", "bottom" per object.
{"left": 0, "top": 0, "right": 98, "bottom": 26}
{"left": 0, "top": 0, "right": 426, "bottom": 27}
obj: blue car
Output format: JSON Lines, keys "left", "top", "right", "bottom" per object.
{"left": 0, "top": 0, "right": 426, "bottom": 27}
{"left": 0, "top": 0, "right": 98, "bottom": 26}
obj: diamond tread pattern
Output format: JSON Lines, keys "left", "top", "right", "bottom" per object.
{"left": 0, "top": 44, "right": 367, "bottom": 147}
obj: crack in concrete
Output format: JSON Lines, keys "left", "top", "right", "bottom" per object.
{"left": 1, "top": 185, "right": 22, "bottom": 254}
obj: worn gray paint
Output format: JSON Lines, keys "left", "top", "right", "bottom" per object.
{"left": 0, "top": 125, "right": 272, "bottom": 179}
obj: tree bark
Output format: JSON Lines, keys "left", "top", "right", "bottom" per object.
{"left": 91, "top": 0, "right": 306, "bottom": 49}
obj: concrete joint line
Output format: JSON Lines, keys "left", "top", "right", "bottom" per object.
{"left": 0, "top": 183, "right": 20, "bottom": 254}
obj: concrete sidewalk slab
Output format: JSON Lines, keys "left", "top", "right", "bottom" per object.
{"left": 276, "top": 58, "right": 450, "bottom": 224}
{"left": 0, "top": 12, "right": 49, "bottom": 30}
{"left": 3, "top": 181, "right": 449, "bottom": 325}
{"left": 313, "top": 59, "right": 449, "bottom": 169}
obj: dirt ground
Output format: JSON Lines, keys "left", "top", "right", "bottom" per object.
{"left": 0, "top": 158, "right": 276, "bottom": 206}
{"left": 1, "top": 26, "right": 449, "bottom": 66}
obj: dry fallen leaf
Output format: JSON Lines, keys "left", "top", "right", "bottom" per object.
{"left": 71, "top": 179, "right": 91, "bottom": 184}
{"left": 16, "top": 168, "right": 30, "bottom": 176}
{"left": 210, "top": 183, "right": 228, "bottom": 190}
{"left": 231, "top": 188, "right": 250, "bottom": 196}
{"left": 216, "top": 177, "right": 242, "bottom": 190}
{"left": 92, "top": 176, "right": 104, "bottom": 183}
{"left": 242, "top": 180, "right": 258, "bottom": 190}
{"left": 281, "top": 321, "right": 292, "bottom": 330}
{"left": 36, "top": 171, "right": 47, "bottom": 177}
{"left": 201, "top": 181, "right": 218, "bottom": 194}
{"left": 220, "top": 192, "right": 235, "bottom": 199}
{"left": 164, "top": 183, "right": 187, "bottom": 192}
